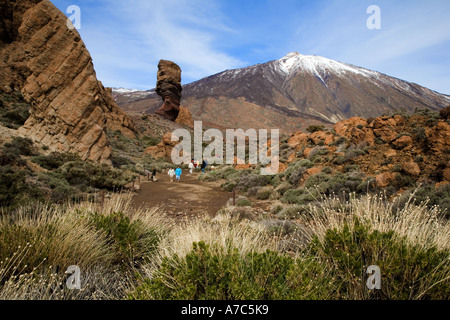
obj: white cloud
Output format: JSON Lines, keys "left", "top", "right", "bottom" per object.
{"left": 102, "top": 0, "right": 243, "bottom": 85}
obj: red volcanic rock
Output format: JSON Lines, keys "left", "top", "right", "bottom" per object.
{"left": 175, "top": 106, "right": 194, "bottom": 127}
{"left": 288, "top": 131, "right": 308, "bottom": 150}
{"left": 402, "top": 161, "right": 421, "bottom": 176}
{"left": 145, "top": 132, "right": 177, "bottom": 160}
{"left": 155, "top": 60, "right": 182, "bottom": 121}
{"left": 309, "top": 131, "right": 335, "bottom": 145}
{"left": 393, "top": 135, "right": 413, "bottom": 150}
{"left": 371, "top": 117, "right": 397, "bottom": 143}
{"left": 1, "top": 0, "right": 135, "bottom": 163}
{"left": 376, "top": 172, "right": 394, "bottom": 188}
{"left": 334, "top": 117, "right": 375, "bottom": 146}
{"left": 427, "top": 121, "right": 450, "bottom": 152}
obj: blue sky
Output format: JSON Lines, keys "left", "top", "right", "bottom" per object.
{"left": 52, "top": 0, "right": 450, "bottom": 94}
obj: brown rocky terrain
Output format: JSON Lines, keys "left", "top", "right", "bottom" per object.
{"left": 0, "top": 0, "right": 135, "bottom": 163}
{"left": 284, "top": 111, "right": 450, "bottom": 189}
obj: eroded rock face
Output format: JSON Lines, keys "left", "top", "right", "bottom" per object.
{"left": 155, "top": 60, "right": 182, "bottom": 121}
{"left": 0, "top": 0, "right": 135, "bottom": 163}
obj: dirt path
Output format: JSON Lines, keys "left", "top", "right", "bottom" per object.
{"left": 131, "top": 171, "right": 233, "bottom": 218}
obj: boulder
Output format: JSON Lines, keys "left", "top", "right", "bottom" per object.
{"left": 393, "top": 135, "right": 413, "bottom": 150}
{"left": 376, "top": 172, "right": 394, "bottom": 188}
{"left": 402, "top": 161, "right": 421, "bottom": 176}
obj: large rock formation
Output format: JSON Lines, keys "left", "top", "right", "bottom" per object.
{"left": 0, "top": 0, "right": 135, "bottom": 163}
{"left": 155, "top": 60, "right": 182, "bottom": 121}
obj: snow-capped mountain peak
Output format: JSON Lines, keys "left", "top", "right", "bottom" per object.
{"left": 276, "top": 52, "right": 378, "bottom": 79}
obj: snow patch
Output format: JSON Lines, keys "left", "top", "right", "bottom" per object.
{"left": 112, "top": 88, "right": 141, "bottom": 94}
{"left": 276, "top": 52, "right": 380, "bottom": 80}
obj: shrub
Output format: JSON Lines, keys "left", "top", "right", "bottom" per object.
{"left": 308, "top": 218, "right": 450, "bottom": 299}
{"left": 344, "top": 147, "right": 366, "bottom": 162}
{"left": 282, "top": 188, "right": 320, "bottom": 205}
{"left": 331, "top": 137, "right": 348, "bottom": 146}
{"left": 276, "top": 182, "right": 293, "bottom": 196}
{"left": 141, "top": 135, "right": 160, "bottom": 147}
{"left": 59, "top": 160, "right": 132, "bottom": 190}
{"left": 236, "top": 174, "right": 270, "bottom": 191}
{"left": 129, "top": 241, "right": 330, "bottom": 300}
{"left": 37, "top": 171, "right": 79, "bottom": 203}
{"left": 413, "top": 127, "right": 427, "bottom": 143}
{"left": 32, "top": 152, "right": 80, "bottom": 170}
{"left": 87, "top": 211, "right": 160, "bottom": 265}
{"left": 306, "top": 125, "right": 325, "bottom": 133}
{"left": 307, "top": 147, "right": 330, "bottom": 161}
{"left": 277, "top": 205, "right": 310, "bottom": 220}
{"left": 0, "top": 166, "right": 32, "bottom": 208}
{"left": 111, "top": 154, "right": 136, "bottom": 169}
{"left": 322, "top": 167, "right": 333, "bottom": 174}
{"left": 236, "top": 197, "right": 252, "bottom": 207}
{"left": 256, "top": 186, "right": 276, "bottom": 200}
{"left": 3, "top": 137, "right": 36, "bottom": 157}
{"left": 393, "top": 184, "right": 450, "bottom": 218}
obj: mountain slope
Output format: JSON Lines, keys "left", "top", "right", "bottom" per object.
{"left": 114, "top": 52, "right": 450, "bottom": 131}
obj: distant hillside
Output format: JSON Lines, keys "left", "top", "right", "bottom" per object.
{"left": 113, "top": 52, "right": 450, "bottom": 132}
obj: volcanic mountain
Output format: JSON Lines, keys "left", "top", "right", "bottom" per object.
{"left": 114, "top": 52, "right": 450, "bottom": 132}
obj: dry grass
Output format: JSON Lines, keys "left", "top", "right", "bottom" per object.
{"left": 0, "top": 193, "right": 170, "bottom": 300}
{"left": 302, "top": 193, "right": 450, "bottom": 251}
{"left": 296, "top": 193, "right": 450, "bottom": 299}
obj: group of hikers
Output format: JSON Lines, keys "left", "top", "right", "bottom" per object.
{"left": 154, "top": 159, "right": 209, "bottom": 183}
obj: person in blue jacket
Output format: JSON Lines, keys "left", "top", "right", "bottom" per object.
{"left": 175, "top": 167, "right": 182, "bottom": 182}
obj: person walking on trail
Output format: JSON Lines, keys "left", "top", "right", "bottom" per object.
{"left": 168, "top": 168, "right": 175, "bottom": 183}
{"left": 189, "top": 161, "right": 195, "bottom": 174}
{"left": 175, "top": 167, "right": 182, "bottom": 182}
{"left": 201, "top": 159, "right": 207, "bottom": 173}
{"left": 151, "top": 168, "right": 158, "bottom": 182}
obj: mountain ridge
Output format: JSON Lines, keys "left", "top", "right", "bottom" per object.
{"left": 114, "top": 52, "right": 450, "bottom": 132}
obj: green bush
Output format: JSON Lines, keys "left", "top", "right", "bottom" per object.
{"left": 236, "top": 173, "right": 270, "bottom": 191}
{"left": 256, "top": 186, "right": 275, "bottom": 200}
{"left": 3, "top": 137, "right": 36, "bottom": 157}
{"left": 0, "top": 91, "right": 31, "bottom": 129}
{"left": 393, "top": 184, "right": 450, "bottom": 218}
{"left": 0, "top": 166, "right": 34, "bottom": 208}
{"left": 236, "top": 198, "right": 252, "bottom": 207}
{"left": 32, "top": 152, "right": 80, "bottom": 170}
{"left": 87, "top": 212, "right": 160, "bottom": 265}
{"left": 306, "top": 125, "right": 325, "bottom": 133}
{"left": 141, "top": 135, "right": 160, "bottom": 147}
{"left": 111, "top": 154, "right": 136, "bottom": 169}
{"left": 282, "top": 188, "right": 320, "bottom": 205}
{"left": 59, "top": 160, "right": 132, "bottom": 190}
{"left": 307, "top": 147, "right": 330, "bottom": 161}
{"left": 277, "top": 205, "right": 310, "bottom": 220}
{"left": 129, "top": 242, "right": 330, "bottom": 300}
{"left": 308, "top": 218, "right": 450, "bottom": 299}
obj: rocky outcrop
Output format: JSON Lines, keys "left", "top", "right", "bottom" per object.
{"left": 175, "top": 106, "right": 194, "bottom": 127}
{"left": 155, "top": 60, "right": 182, "bottom": 121}
{"left": 145, "top": 133, "right": 178, "bottom": 160}
{"left": 0, "top": 0, "right": 135, "bottom": 163}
